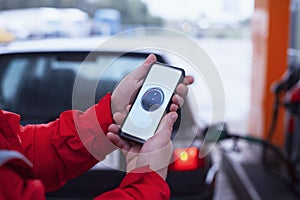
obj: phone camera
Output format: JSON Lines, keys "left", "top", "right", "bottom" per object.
{"left": 141, "top": 87, "right": 164, "bottom": 111}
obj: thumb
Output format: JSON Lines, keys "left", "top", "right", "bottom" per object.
{"left": 130, "top": 54, "right": 157, "bottom": 80}
{"left": 154, "top": 112, "right": 178, "bottom": 141}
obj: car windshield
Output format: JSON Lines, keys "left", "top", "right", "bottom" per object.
{"left": 0, "top": 52, "right": 147, "bottom": 124}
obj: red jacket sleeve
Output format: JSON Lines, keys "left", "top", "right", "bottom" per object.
{"left": 17, "top": 93, "right": 115, "bottom": 192}
{"left": 0, "top": 165, "right": 46, "bottom": 200}
{"left": 94, "top": 167, "right": 170, "bottom": 200}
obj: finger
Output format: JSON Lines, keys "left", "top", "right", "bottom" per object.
{"left": 172, "top": 94, "right": 184, "bottom": 108}
{"left": 130, "top": 54, "right": 157, "bottom": 80}
{"left": 183, "top": 75, "right": 194, "bottom": 85}
{"left": 169, "top": 103, "right": 179, "bottom": 112}
{"left": 113, "top": 105, "right": 131, "bottom": 125}
{"left": 107, "top": 132, "right": 131, "bottom": 152}
{"left": 108, "top": 124, "right": 120, "bottom": 134}
{"left": 176, "top": 83, "right": 188, "bottom": 97}
{"left": 144, "top": 54, "right": 157, "bottom": 64}
{"left": 113, "top": 112, "right": 127, "bottom": 125}
{"left": 154, "top": 112, "right": 178, "bottom": 143}
{"left": 123, "top": 142, "right": 141, "bottom": 160}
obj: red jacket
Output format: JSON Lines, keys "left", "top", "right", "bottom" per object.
{"left": 0, "top": 94, "right": 170, "bottom": 200}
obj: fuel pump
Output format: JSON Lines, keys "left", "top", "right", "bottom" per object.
{"left": 284, "top": 81, "right": 300, "bottom": 163}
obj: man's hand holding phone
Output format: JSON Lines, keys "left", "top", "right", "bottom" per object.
{"left": 119, "top": 61, "right": 186, "bottom": 144}
{"left": 108, "top": 54, "right": 193, "bottom": 179}
{"left": 107, "top": 109, "right": 178, "bottom": 180}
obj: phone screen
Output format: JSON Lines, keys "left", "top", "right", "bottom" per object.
{"left": 120, "top": 62, "right": 184, "bottom": 143}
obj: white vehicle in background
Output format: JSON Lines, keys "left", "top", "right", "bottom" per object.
{"left": 58, "top": 8, "right": 92, "bottom": 37}
{"left": 0, "top": 7, "right": 91, "bottom": 40}
{"left": 0, "top": 8, "right": 42, "bottom": 39}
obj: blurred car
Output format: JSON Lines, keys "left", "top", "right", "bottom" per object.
{"left": 91, "top": 8, "right": 122, "bottom": 36}
{"left": 0, "top": 8, "right": 91, "bottom": 40}
{"left": 0, "top": 37, "right": 217, "bottom": 199}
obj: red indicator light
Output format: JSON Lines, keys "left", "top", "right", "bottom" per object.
{"left": 169, "top": 147, "right": 205, "bottom": 171}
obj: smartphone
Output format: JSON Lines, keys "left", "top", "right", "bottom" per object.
{"left": 119, "top": 62, "right": 185, "bottom": 144}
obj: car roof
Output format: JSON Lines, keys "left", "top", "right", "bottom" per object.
{"left": 0, "top": 37, "right": 171, "bottom": 66}
{"left": 0, "top": 37, "right": 122, "bottom": 54}
{"left": 0, "top": 37, "right": 167, "bottom": 56}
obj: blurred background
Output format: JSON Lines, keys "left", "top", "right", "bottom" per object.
{"left": 0, "top": 0, "right": 254, "bottom": 133}
{"left": 0, "top": 0, "right": 253, "bottom": 40}
{"left": 3, "top": 0, "right": 300, "bottom": 200}
{"left": 0, "top": 1, "right": 254, "bottom": 199}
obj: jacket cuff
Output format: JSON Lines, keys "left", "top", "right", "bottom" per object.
{"left": 95, "top": 93, "right": 114, "bottom": 135}
{"left": 120, "top": 166, "right": 171, "bottom": 199}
